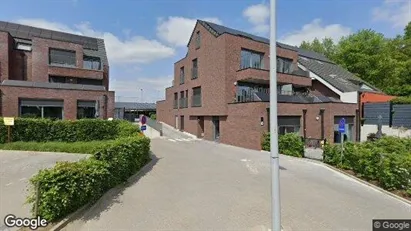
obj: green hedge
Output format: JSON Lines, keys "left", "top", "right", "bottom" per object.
{"left": 261, "top": 133, "right": 304, "bottom": 157}
{"left": 323, "top": 136, "right": 411, "bottom": 196}
{"left": 390, "top": 96, "right": 411, "bottom": 104}
{"left": 0, "top": 118, "right": 140, "bottom": 143}
{"left": 26, "top": 136, "right": 151, "bottom": 221}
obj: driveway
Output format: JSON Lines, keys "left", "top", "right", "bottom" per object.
{"left": 0, "top": 151, "right": 88, "bottom": 231}
{"left": 63, "top": 137, "right": 411, "bottom": 231}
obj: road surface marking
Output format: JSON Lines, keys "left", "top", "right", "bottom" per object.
{"left": 168, "top": 139, "right": 177, "bottom": 142}
{"left": 6, "top": 182, "right": 12, "bottom": 186}
{"left": 19, "top": 178, "right": 27, "bottom": 181}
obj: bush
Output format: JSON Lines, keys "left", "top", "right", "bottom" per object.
{"left": 261, "top": 132, "right": 304, "bottom": 157}
{"left": 0, "top": 118, "right": 139, "bottom": 143}
{"left": 390, "top": 96, "right": 411, "bottom": 104}
{"left": 149, "top": 113, "right": 157, "bottom": 120}
{"left": 27, "top": 136, "right": 151, "bottom": 221}
{"left": 323, "top": 136, "right": 411, "bottom": 196}
{"left": 0, "top": 140, "right": 108, "bottom": 154}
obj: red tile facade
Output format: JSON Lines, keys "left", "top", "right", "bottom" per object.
{"left": 157, "top": 22, "right": 358, "bottom": 150}
{"left": 0, "top": 30, "right": 114, "bottom": 120}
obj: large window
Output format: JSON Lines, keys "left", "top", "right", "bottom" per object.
{"left": 180, "top": 67, "right": 185, "bottom": 84}
{"left": 192, "top": 59, "right": 198, "bottom": 79}
{"left": 49, "top": 48, "right": 76, "bottom": 67}
{"left": 240, "top": 49, "right": 264, "bottom": 69}
{"left": 334, "top": 116, "right": 354, "bottom": 143}
{"left": 277, "top": 57, "right": 293, "bottom": 74}
{"left": 192, "top": 87, "right": 202, "bottom": 107}
{"left": 83, "top": 56, "right": 101, "bottom": 70}
{"left": 77, "top": 100, "right": 97, "bottom": 119}
{"left": 278, "top": 116, "right": 301, "bottom": 135}
{"left": 236, "top": 83, "right": 269, "bottom": 102}
{"left": 19, "top": 99, "right": 63, "bottom": 119}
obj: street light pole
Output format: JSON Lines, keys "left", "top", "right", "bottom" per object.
{"left": 270, "top": 0, "right": 281, "bottom": 230}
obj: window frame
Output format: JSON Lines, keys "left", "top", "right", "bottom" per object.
{"left": 83, "top": 55, "right": 102, "bottom": 70}
{"left": 240, "top": 49, "right": 264, "bottom": 70}
{"left": 49, "top": 48, "right": 76, "bottom": 67}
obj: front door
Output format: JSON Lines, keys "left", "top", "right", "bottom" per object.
{"left": 212, "top": 116, "right": 220, "bottom": 142}
{"left": 175, "top": 115, "right": 179, "bottom": 129}
{"left": 198, "top": 116, "right": 204, "bottom": 138}
{"left": 180, "top": 115, "right": 185, "bottom": 131}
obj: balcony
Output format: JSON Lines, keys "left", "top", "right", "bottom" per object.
{"left": 235, "top": 90, "right": 322, "bottom": 104}
{"left": 48, "top": 65, "right": 103, "bottom": 80}
{"left": 192, "top": 94, "right": 202, "bottom": 107}
{"left": 179, "top": 98, "right": 188, "bottom": 108}
{"left": 236, "top": 67, "right": 311, "bottom": 87}
{"left": 173, "top": 100, "right": 178, "bottom": 109}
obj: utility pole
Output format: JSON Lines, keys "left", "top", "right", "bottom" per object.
{"left": 270, "top": 0, "right": 281, "bottom": 230}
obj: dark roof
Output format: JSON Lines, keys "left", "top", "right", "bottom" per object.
{"left": 197, "top": 20, "right": 331, "bottom": 63}
{"left": 197, "top": 20, "right": 380, "bottom": 93}
{"left": 298, "top": 57, "right": 380, "bottom": 93}
{"left": 0, "top": 21, "right": 108, "bottom": 65}
{"left": 115, "top": 102, "right": 156, "bottom": 110}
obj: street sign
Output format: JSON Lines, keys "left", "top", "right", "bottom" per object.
{"left": 3, "top": 117, "right": 14, "bottom": 126}
{"left": 141, "top": 125, "right": 147, "bottom": 131}
{"left": 141, "top": 115, "right": 147, "bottom": 125}
{"left": 338, "top": 118, "right": 345, "bottom": 133}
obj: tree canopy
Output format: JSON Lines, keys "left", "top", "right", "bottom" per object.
{"left": 299, "top": 22, "right": 411, "bottom": 96}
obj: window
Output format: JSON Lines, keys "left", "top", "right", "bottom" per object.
{"left": 334, "top": 116, "right": 354, "bottom": 143}
{"left": 195, "top": 31, "right": 201, "bottom": 49}
{"left": 278, "top": 116, "right": 301, "bottom": 135}
{"left": 192, "top": 59, "right": 198, "bottom": 79}
{"left": 179, "top": 91, "right": 187, "bottom": 108}
{"left": 77, "top": 100, "right": 97, "bottom": 119}
{"left": 49, "top": 48, "right": 76, "bottom": 67}
{"left": 277, "top": 57, "right": 293, "bottom": 74}
{"left": 277, "top": 84, "right": 293, "bottom": 95}
{"left": 83, "top": 56, "right": 101, "bottom": 70}
{"left": 16, "top": 43, "right": 32, "bottom": 51}
{"left": 77, "top": 78, "right": 103, "bottom": 86}
{"left": 192, "top": 87, "right": 202, "bottom": 107}
{"left": 236, "top": 83, "right": 269, "bottom": 102}
{"left": 19, "top": 99, "right": 63, "bottom": 119}
{"left": 49, "top": 76, "right": 66, "bottom": 83}
{"left": 240, "top": 49, "right": 264, "bottom": 69}
{"left": 174, "top": 93, "right": 178, "bottom": 109}
{"left": 180, "top": 67, "right": 185, "bottom": 84}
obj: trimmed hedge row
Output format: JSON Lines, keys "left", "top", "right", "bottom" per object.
{"left": 0, "top": 141, "right": 104, "bottom": 154}
{"left": 0, "top": 118, "right": 139, "bottom": 143}
{"left": 27, "top": 136, "right": 151, "bottom": 221}
{"left": 261, "top": 133, "right": 304, "bottom": 157}
{"left": 324, "top": 136, "right": 411, "bottom": 196}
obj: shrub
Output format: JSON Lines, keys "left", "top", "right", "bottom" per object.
{"left": 261, "top": 132, "right": 304, "bottom": 157}
{"left": 0, "top": 141, "right": 107, "bottom": 154}
{"left": 323, "top": 136, "right": 411, "bottom": 196}
{"left": 390, "top": 96, "right": 411, "bottom": 105}
{"left": 0, "top": 118, "right": 138, "bottom": 143}
{"left": 27, "top": 136, "right": 151, "bottom": 221}
{"left": 149, "top": 113, "right": 157, "bottom": 120}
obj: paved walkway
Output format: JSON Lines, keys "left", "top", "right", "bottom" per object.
{"left": 63, "top": 137, "right": 410, "bottom": 231}
{"left": 0, "top": 151, "right": 89, "bottom": 231}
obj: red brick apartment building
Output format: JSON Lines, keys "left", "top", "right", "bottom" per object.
{"left": 157, "top": 20, "right": 363, "bottom": 150}
{"left": 0, "top": 21, "right": 114, "bottom": 120}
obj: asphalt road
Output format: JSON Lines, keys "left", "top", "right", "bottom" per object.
{"left": 63, "top": 137, "right": 411, "bottom": 231}
{"left": 0, "top": 151, "right": 89, "bottom": 231}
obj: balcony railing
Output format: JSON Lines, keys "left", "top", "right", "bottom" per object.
{"left": 191, "top": 68, "right": 198, "bottom": 79}
{"left": 235, "top": 90, "right": 312, "bottom": 103}
{"left": 179, "top": 98, "right": 188, "bottom": 108}
{"left": 192, "top": 95, "right": 202, "bottom": 107}
{"left": 173, "top": 100, "right": 178, "bottom": 109}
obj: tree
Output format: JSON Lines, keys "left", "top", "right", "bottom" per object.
{"left": 299, "top": 37, "right": 337, "bottom": 60}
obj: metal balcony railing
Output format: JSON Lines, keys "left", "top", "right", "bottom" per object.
{"left": 191, "top": 68, "right": 198, "bottom": 79}
{"left": 192, "top": 95, "right": 202, "bottom": 107}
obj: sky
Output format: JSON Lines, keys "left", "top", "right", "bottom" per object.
{"left": 0, "top": 0, "right": 410, "bottom": 103}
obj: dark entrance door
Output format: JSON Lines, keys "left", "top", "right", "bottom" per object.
{"left": 198, "top": 116, "right": 204, "bottom": 138}
{"left": 180, "top": 115, "right": 185, "bottom": 131}
{"left": 212, "top": 116, "right": 220, "bottom": 142}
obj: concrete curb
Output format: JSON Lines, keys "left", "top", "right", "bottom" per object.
{"left": 323, "top": 164, "right": 411, "bottom": 206}
{"left": 47, "top": 155, "right": 156, "bottom": 231}
{"left": 48, "top": 203, "right": 92, "bottom": 231}
{"left": 268, "top": 152, "right": 411, "bottom": 206}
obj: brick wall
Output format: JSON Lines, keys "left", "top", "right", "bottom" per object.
{"left": 0, "top": 86, "right": 114, "bottom": 120}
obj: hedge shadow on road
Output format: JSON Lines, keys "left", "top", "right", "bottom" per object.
{"left": 68, "top": 151, "right": 161, "bottom": 224}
